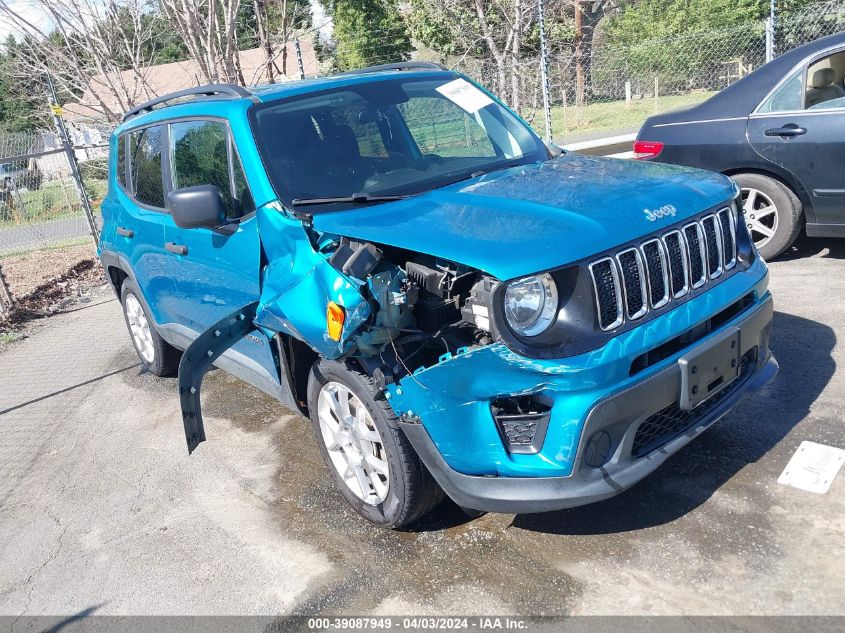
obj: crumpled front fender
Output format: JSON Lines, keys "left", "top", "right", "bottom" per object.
{"left": 252, "top": 205, "right": 370, "bottom": 359}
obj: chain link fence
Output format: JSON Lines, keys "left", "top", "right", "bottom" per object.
{"left": 1, "top": 0, "right": 843, "bottom": 317}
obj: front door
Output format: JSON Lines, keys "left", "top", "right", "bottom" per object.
{"left": 747, "top": 47, "right": 845, "bottom": 227}
{"left": 160, "top": 119, "right": 261, "bottom": 334}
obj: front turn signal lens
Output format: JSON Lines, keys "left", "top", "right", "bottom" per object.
{"left": 327, "top": 301, "right": 345, "bottom": 341}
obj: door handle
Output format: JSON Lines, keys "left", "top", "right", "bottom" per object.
{"left": 764, "top": 124, "right": 806, "bottom": 137}
{"left": 165, "top": 242, "right": 188, "bottom": 256}
{"left": 116, "top": 226, "right": 134, "bottom": 238}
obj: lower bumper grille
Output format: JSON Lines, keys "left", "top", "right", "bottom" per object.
{"left": 491, "top": 395, "right": 552, "bottom": 455}
{"left": 631, "top": 348, "right": 757, "bottom": 458}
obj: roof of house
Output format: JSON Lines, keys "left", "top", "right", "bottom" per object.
{"left": 63, "top": 40, "right": 318, "bottom": 123}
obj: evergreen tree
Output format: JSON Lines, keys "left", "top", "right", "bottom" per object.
{"left": 327, "top": 0, "right": 411, "bottom": 71}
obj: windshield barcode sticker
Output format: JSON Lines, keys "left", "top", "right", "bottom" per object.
{"left": 436, "top": 78, "right": 493, "bottom": 113}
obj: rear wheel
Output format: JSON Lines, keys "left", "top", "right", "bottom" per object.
{"left": 307, "top": 359, "right": 444, "bottom": 529}
{"left": 120, "top": 278, "right": 180, "bottom": 376}
{"left": 733, "top": 173, "right": 802, "bottom": 260}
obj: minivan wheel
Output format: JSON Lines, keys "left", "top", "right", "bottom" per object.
{"left": 119, "top": 278, "right": 180, "bottom": 376}
{"left": 307, "top": 359, "right": 444, "bottom": 529}
{"left": 733, "top": 173, "right": 802, "bottom": 260}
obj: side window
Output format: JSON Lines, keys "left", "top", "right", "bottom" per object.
{"left": 231, "top": 150, "right": 255, "bottom": 217}
{"left": 170, "top": 120, "right": 253, "bottom": 219}
{"left": 128, "top": 126, "right": 165, "bottom": 207}
{"left": 116, "top": 135, "right": 126, "bottom": 188}
{"left": 398, "top": 97, "right": 497, "bottom": 158}
{"left": 758, "top": 69, "right": 804, "bottom": 113}
{"left": 805, "top": 50, "right": 845, "bottom": 110}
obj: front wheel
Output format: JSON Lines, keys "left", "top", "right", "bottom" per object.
{"left": 307, "top": 359, "right": 443, "bottom": 529}
{"left": 733, "top": 172, "right": 802, "bottom": 260}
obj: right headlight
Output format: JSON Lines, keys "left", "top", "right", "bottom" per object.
{"left": 503, "top": 273, "right": 558, "bottom": 337}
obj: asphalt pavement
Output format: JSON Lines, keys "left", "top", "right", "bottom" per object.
{"left": 0, "top": 235, "right": 843, "bottom": 618}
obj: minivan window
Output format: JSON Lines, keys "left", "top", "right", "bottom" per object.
{"left": 129, "top": 126, "right": 165, "bottom": 207}
{"left": 170, "top": 120, "right": 253, "bottom": 219}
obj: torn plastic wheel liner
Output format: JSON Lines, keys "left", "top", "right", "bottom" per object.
{"left": 178, "top": 301, "right": 259, "bottom": 453}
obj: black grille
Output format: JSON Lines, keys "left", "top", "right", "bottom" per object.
{"left": 591, "top": 259, "right": 621, "bottom": 330}
{"left": 702, "top": 215, "right": 722, "bottom": 277}
{"left": 492, "top": 395, "right": 551, "bottom": 454}
{"left": 618, "top": 250, "right": 645, "bottom": 317}
{"left": 631, "top": 349, "right": 756, "bottom": 458}
{"left": 590, "top": 208, "right": 738, "bottom": 331}
{"left": 663, "top": 232, "right": 687, "bottom": 297}
{"left": 718, "top": 208, "right": 736, "bottom": 268}
{"left": 499, "top": 418, "right": 539, "bottom": 446}
{"left": 684, "top": 224, "right": 706, "bottom": 286}
{"left": 642, "top": 241, "right": 667, "bottom": 307}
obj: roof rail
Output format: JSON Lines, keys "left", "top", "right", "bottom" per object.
{"left": 337, "top": 61, "right": 448, "bottom": 76}
{"left": 122, "top": 83, "right": 253, "bottom": 122}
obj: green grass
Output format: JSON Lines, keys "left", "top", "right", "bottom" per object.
{"left": 548, "top": 91, "right": 717, "bottom": 141}
{"left": 0, "top": 179, "right": 105, "bottom": 229}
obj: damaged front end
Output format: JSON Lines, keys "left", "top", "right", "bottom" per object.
{"left": 177, "top": 201, "right": 499, "bottom": 453}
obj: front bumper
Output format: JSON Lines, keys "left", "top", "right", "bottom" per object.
{"left": 398, "top": 295, "right": 777, "bottom": 514}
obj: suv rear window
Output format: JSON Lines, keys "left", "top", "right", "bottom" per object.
{"left": 129, "top": 126, "right": 165, "bottom": 207}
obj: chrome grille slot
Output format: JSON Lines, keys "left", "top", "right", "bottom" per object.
{"left": 641, "top": 239, "right": 669, "bottom": 309}
{"left": 589, "top": 258, "right": 623, "bottom": 331}
{"left": 717, "top": 207, "right": 737, "bottom": 270}
{"left": 662, "top": 230, "right": 689, "bottom": 298}
{"left": 616, "top": 248, "right": 648, "bottom": 320}
{"left": 701, "top": 214, "right": 723, "bottom": 279}
{"left": 683, "top": 222, "right": 707, "bottom": 288}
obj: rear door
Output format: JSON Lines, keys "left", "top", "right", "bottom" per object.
{"left": 160, "top": 118, "right": 261, "bottom": 334}
{"left": 747, "top": 47, "right": 845, "bottom": 226}
{"left": 115, "top": 124, "right": 179, "bottom": 327}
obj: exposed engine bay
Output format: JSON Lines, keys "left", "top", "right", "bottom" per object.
{"left": 323, "top": 235, "right": 497, "bottom": 389}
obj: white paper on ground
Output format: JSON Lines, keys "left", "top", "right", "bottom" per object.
{"left": 436, "top": 78, "right": 493, "bottom": 113}
{"left": 777, "top": 441, "right": 845, "bottom": 494}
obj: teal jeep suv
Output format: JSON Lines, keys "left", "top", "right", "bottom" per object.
{"left": 100, "top": 62, "right": 777, "bottom": 528}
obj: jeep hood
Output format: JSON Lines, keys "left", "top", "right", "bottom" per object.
{"left": 310, "top": 153, "right": 737, "bottom": 280}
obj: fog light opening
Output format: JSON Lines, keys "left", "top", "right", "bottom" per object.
{"left": 491, "top": 394, "right": 552, "bottom": 455}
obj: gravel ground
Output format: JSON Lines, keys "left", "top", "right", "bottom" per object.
{"left": 0, "top": 244, "right": 107, "bottom": 336}
{"left": 0, "top": 234, "right": 843, "bottom": 620}
{"left": 0, "top": 243, "right": 99, "bottom": 298}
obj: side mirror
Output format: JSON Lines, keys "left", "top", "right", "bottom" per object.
{"left": 167, "top": 185, "right": 227, "bottom": 230}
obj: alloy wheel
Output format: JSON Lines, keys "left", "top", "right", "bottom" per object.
{"left": 124, "top": 293, "right": 155, "bottom": 363}
{"left": 741, "top": 187, "right": 779, "bottom": 251}
{"left": 317, "top": 381, "right": 390, "bottom": 506}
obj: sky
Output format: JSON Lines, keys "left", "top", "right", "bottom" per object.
{"left": 0, "top": 1, "right": 333, "bottom": 46}
{"left": 0, "top": 0, "right": 52, "bottom": 42}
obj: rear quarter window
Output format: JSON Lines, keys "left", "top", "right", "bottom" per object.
{"left": 116, "top": 135, "right": 127, "bottom": 188}
{"left": 128, "top": 126, "right": 165, "bottom": 207}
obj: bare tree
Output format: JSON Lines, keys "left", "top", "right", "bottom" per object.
{"left": 0, "top": 0, "right": 162, "bottom": 121}
{"left": 159, "top": 0, "right": 246, "bottom": 85}
{"left": 413, "top": 0, "right": 538, "bottom": 107}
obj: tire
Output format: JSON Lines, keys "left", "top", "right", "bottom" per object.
{"left": 120, "top": 278, "right": 180, "bottom": 377}
{"left": 307, "top": 359, "right": 444, "bottom": 529}
{"left": 733, "top": 172, "right": 802, "bottom": 260}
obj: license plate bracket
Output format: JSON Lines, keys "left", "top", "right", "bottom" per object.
{"left": 678, "top": 326, "right": 741, "bottom": 411}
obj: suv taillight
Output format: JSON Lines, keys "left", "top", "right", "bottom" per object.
{"left": 633, "top": 140, "right": 664, "bottom": 160}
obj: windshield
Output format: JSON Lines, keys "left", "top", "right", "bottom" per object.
{"left": 249, "top": 75, "right": 548, "bottom": 211}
